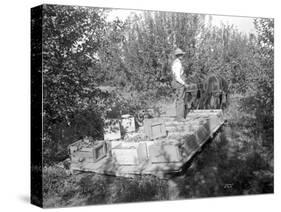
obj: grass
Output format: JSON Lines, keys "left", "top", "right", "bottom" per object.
{"left": 42, "top": 94, "right": 273, "bottom": 207}
{"left": 43, "top": 169, "right": 168, "bottom": 207}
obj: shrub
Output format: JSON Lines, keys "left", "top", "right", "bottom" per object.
{"left": 109, "top": 176, "right": 168, "bottom": 203}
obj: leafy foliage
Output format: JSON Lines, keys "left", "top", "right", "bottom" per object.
{"left": 42, "top": 5, "right": 107, "bottom": 127}
{"left": 121, "top": 12, "right": 204, "bottom": 93}
{"left": 42, "top": 5, "right": 110, "bottom": 164}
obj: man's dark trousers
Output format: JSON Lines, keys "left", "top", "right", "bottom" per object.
{"left": 172, "top": 80, "right": 186, "bottom": 119}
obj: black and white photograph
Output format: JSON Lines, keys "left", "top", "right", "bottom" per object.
{"left": 30, "top": 3, "right": 273, "bottom": 208}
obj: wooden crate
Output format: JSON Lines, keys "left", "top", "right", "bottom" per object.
{"left": 71, "top": 147, "right": 94, "bottom": 163}
{"left": 68, "top": 139, "right": 83, "bottom": 154}
{"left": 69, "top": 140, "right": 107, "bottom": 163}
{"left": 121, "top": 115, "right": 136, "bottom": 133}
{"left": 111, "top": 142, "right": 148, "bottom": 165}
{"left": 144, "top": 118, "right": 166, "bottom": 140}
{"left": 112, "top": 148, "right": 139, "bottom": 165}
{"left": 104, "top": 119, "right": 121, "bottom": 140}
{"left": 93, "top": 141, "right": 107, "bottom": 162}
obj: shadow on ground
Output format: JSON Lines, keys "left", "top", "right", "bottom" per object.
{"left": 167, "top": 118, "right": 273, "bottom": 199}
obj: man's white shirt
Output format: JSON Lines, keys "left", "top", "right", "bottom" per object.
{"left": 172, "top": 58, "right": 185, "bottom": 86}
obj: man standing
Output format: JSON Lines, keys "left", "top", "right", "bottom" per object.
{"left": 171, "top": 48, "right": 188, "bottom": 120}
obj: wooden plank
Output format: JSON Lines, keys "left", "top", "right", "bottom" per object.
{"left": 181, "top": 134, "right": 200, "bottom": 155}
{"left": 206, "top": 115, "right": 223, "bottom": 132}
{"left": 196, "top": 125, "right": 210, "bottom": 144}
{"left": 166, "top": 125, "right": 199, "bottom": 132}
{"left": 144, "top": 118, "right": 166, "bottom": 139}
{"left": 68, "top": 139, "right": 83, "bottom": 154}
{"left": 137, "top": 143, "right": 148, "bottom": 162}
{"left": 93, "top": 142, "right": 107, "bottom": 162}
{"left": 80, "top": 147, "right": 93, "bottom": 152}
{"left": 148, "top": 144, "right": 182, "bottom": 163}
{"left": 71, "top": 151, "right": 94, "bottom": 163}
{"left": 112, "top": 148, "right": 139, "bottom": 165}
{"left": 189, "top": 109, "right": 223, "bottom": 114}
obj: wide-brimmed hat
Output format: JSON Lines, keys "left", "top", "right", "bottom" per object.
{"left": 174, "top": 48, "right": 185, "bottom": 56}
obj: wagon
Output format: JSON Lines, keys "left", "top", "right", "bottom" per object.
{"left": 68, "top": 108, "right": 225, "bottom": 179}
